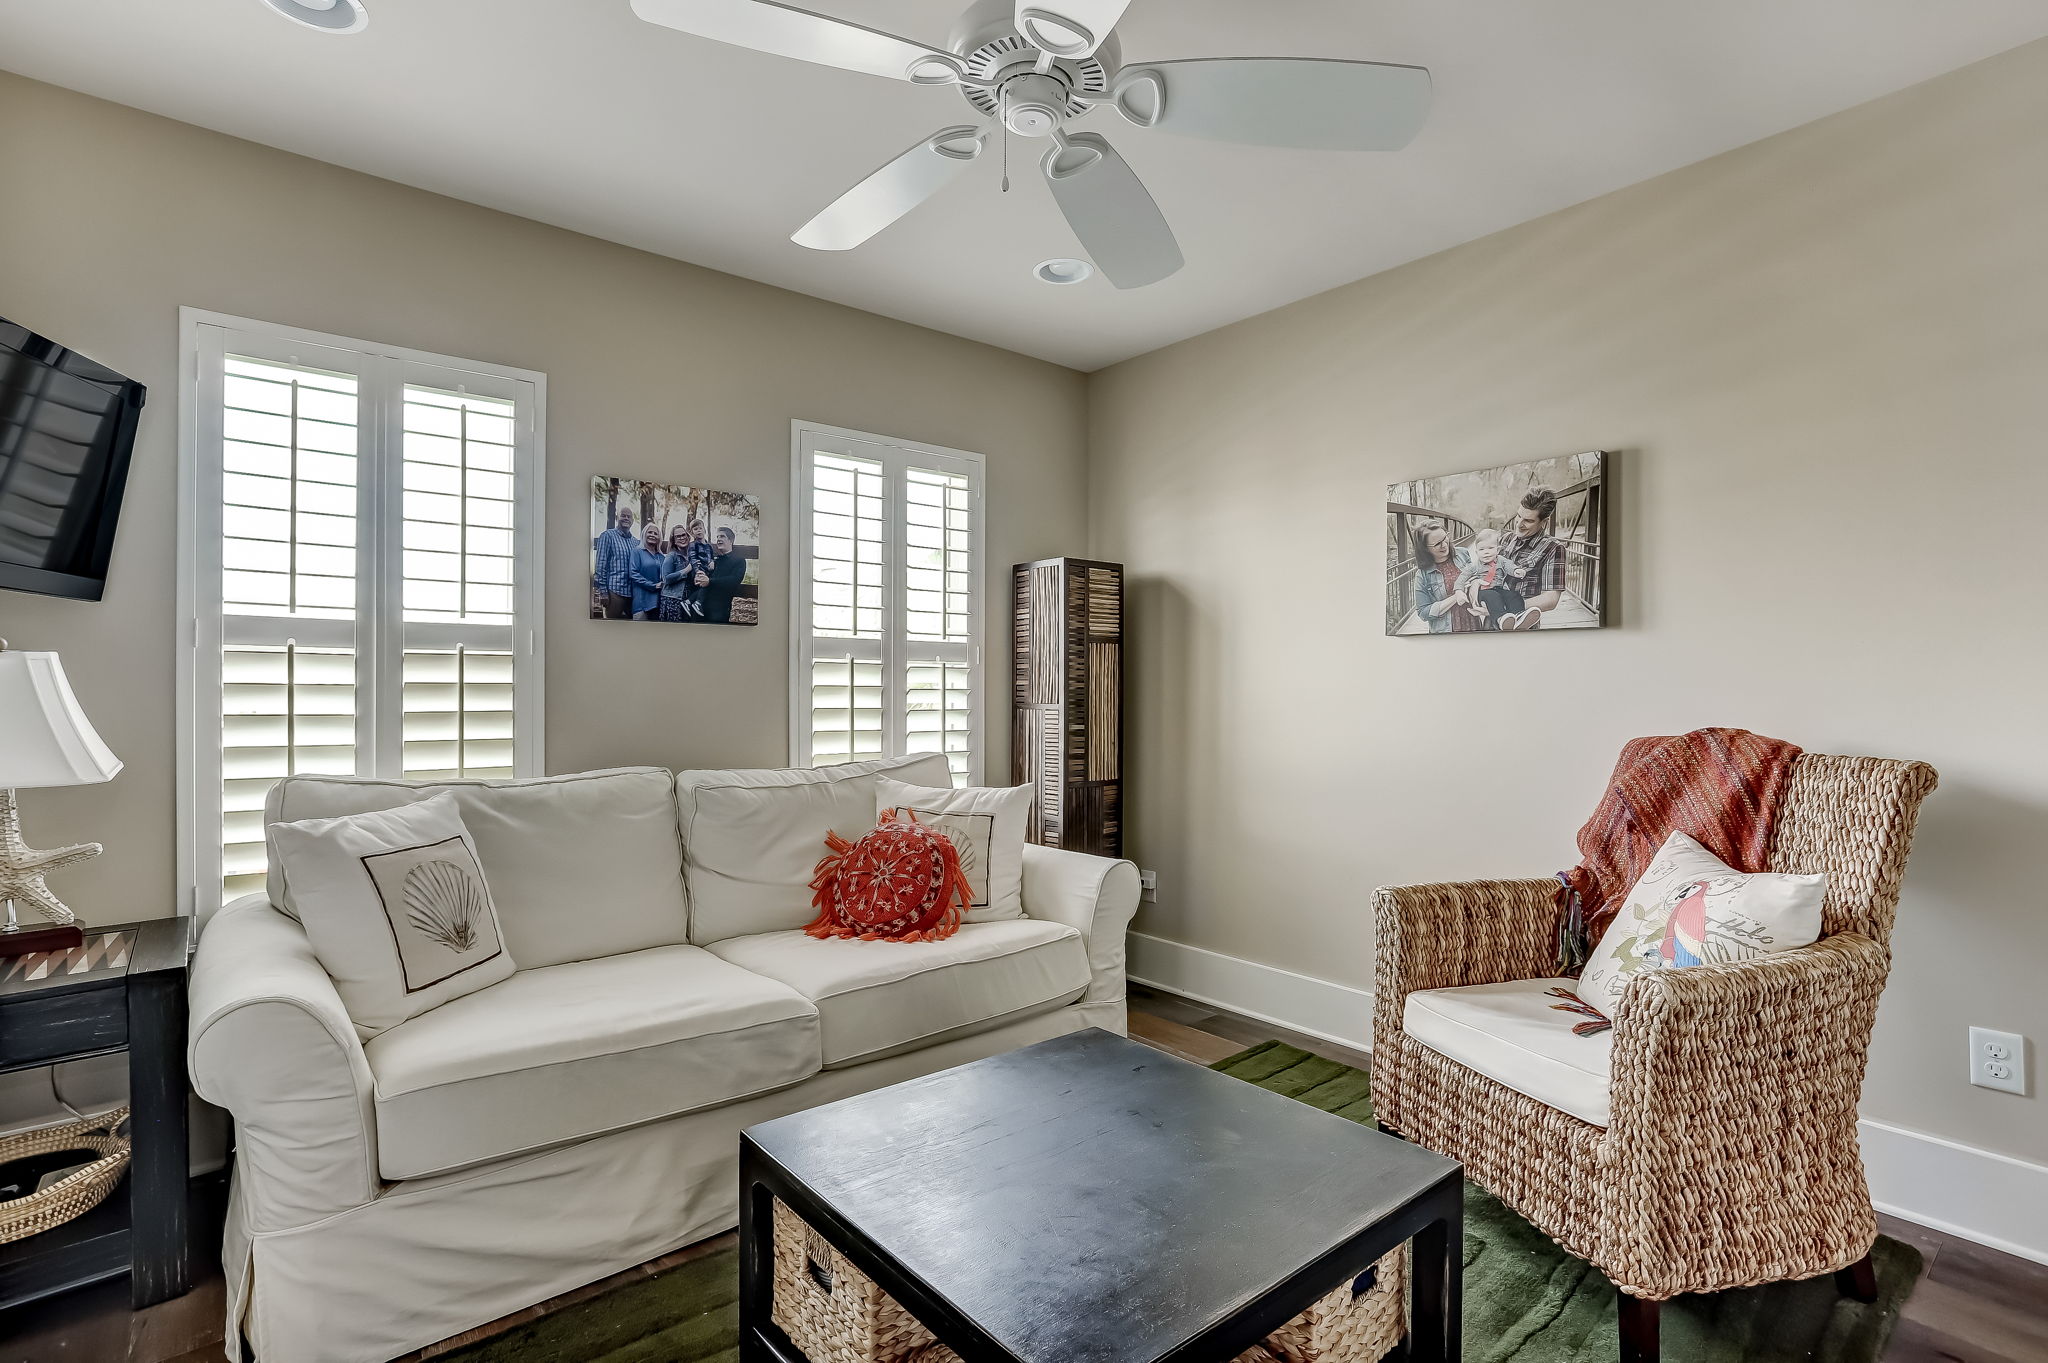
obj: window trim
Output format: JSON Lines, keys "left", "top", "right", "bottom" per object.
{"left": 788, "top": 419, "right": 987, "bottom": 784}
{"left": 176, "top": 308, "right": 547, "bottom": 917}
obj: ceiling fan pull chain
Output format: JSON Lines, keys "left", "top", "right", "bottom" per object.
{"left": 1001, "top": 124, "right": 1010, "bottom": 192}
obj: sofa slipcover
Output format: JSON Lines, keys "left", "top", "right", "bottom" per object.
{"left": 220, "top": 1010, "right": 1106, "bottom": 1363}
{"left": 1402, "top": 977, "right": 1614, "bottom": 1127}
{"left": 365, "top": 944, "right": 822, "bottom": 1179}
{"left": 264, "top": 768, "right": 688, "bottom": 969}
{"left": 706, "top": 920, "right": 1090, "bottom": 1068}
{"left": 192, "top": 766, "right": 1144, "bottom": 1363}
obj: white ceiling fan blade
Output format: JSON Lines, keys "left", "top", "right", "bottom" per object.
{"left": 1041, "top": 132, "right": 1181, "bottom": 290}
{"left": 1111, "top": 57, "right": 1432, "bottom": 151}
{"left": 793, "top": 126, "right": 986, "bottom": 251}
{"left": 630, "top": 0, "right": 963, "bottom": 84}
{"left": 1013, "top": 0, "right": 1129, "bottom": 59}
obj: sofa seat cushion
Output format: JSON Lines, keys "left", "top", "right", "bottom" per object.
{"left": 365, "top": 945, "right": 821, "bottom": 1179}
{"left": 706, "top": 921, "right": 1089, "bottom": 1069}
{"left": 1402, "top": 978, "right": 1614, "bottom": 1128}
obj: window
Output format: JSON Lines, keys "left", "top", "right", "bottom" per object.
{"left": 790, "top": 422, "right": 985, "bottom": 786}
{"left": 178, "top": 311, "right": 544, "bottom": 913}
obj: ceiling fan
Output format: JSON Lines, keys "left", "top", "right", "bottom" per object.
{"left": 629, "top": 0, "right": 1432, "bottom": 288}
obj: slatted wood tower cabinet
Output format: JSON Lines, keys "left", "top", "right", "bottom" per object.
{"left": 1012, "top": 557, "right": 1123, "bottom": 857}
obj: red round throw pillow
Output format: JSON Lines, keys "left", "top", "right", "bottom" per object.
{"left": 805, "top": 809, "right": 972, "bottom": 943}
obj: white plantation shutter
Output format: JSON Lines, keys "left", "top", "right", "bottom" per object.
{"left": 791, "top": 423, "right": 984, "bottom": 786}
{"left": 213, "top": 354, "right": 365, "bottom": 899}
{"left": 398, "top": 384, "right": 521, "bottom": 780}
{"left": 180, "top": 313, "right": 544, "bottom": 913}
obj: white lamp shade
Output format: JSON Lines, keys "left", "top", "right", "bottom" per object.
{"left": 0, "top": 649, "right": 123, "bottom": 789}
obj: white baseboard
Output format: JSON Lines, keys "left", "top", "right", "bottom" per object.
{"left": 1127, "top": 931, "right": 1375, "bottom": 1052}
{"left": 1128, "top": 932, "right": 2048, "bottom": 1267}
{"left": 1861, "top": 1117, "right": 2048, "bottom": 1266}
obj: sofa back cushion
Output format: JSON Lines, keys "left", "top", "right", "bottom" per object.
{"left": 266, "top": 768, "right": 686, "bottom": 968}
{"left": 679, "top": 753, "right": 954, "bottom": 944}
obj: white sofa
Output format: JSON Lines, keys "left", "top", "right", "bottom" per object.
{"left": 188, "top": 755, "right": 1139, "bottom": 1363}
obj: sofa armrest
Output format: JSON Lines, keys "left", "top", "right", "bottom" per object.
{"left": 1021, "top": 844, "right": 1139, "bottom": 1007}
{"left": 189, "top": 895, "right": 380, "bottom": 1230}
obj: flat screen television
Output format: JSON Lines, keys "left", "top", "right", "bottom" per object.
{"left": 0, "top": 317, "right": 145, "bottom": 601}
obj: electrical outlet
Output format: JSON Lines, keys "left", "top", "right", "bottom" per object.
{"left": 1969, "top": 1027, "right": 2027, "bottom": 1095}
{"left": 1138, "top": 869, "right": 1158, "bottom": 903}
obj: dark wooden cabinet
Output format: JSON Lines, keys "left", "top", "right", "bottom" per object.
{"left": 0, "top": 917, "right": 193, "bottom": 1311}
{"left": 1011, "top": 557, "right": 1122, "bottom": 857}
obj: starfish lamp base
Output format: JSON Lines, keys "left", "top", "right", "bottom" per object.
{"left": 1, "top": 785, "right": 101, "bottom": 958}
{"left": 0, "top": 918, "right": 85, "bottom": 958}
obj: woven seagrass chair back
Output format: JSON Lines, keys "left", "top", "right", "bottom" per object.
{"left": 1764, "top": 753, "right": 1938, "bottom": 945}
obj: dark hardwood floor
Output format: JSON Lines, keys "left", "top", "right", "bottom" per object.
{"left": 4, "top": 986, "right": 2043, "bottom": 1363}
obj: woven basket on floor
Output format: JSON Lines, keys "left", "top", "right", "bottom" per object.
{"left": 774, "top": 1197, "right": 1405, "bottom": 1363}
{"left": 0, "top": 1107, "right": 131, "bottom": 1245}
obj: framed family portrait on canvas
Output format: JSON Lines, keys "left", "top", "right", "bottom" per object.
{"left": 1386, "top": 451, "right": 1606, "bottom": 636}
{"left": 589, "top": 476, "right": 762, "bottom": 626}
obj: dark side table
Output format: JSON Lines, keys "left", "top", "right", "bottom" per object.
{"left": 0, "top": 918, "right": 193, "bottom": 1310}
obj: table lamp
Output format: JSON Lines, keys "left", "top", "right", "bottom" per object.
{"left": 0, "top": 641, "right": 122, "bottom": 957}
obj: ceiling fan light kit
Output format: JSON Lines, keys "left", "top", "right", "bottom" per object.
{"left": 630, "top": 0, "right": 1432, "bottom": 288}
{"left": 258, "top": 0, "right": 369, "bottom": 34}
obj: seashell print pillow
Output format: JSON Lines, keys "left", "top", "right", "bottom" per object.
{"left": 269, "top": 791, "right": 514, "bottom": 1036}
{"left": 1576, "top": 830, "right": 1826, "bottom": 1020}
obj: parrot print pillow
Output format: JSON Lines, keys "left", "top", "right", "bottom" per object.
{"left": 1576, "top": 830, "right": 1827, "bottom": 1018}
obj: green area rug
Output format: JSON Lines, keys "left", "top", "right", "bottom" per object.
{"left": 443, "top": 1041, "right": 1920, "bottom": 1363}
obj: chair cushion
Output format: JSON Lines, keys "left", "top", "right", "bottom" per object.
{"left": 706, "top": 920, "right": 1089, "bottom": 1068}
{"left": 267, "top": 768, "right": 688, "bottom": 969}
{"left": 364, "top": 944, "right": 821, "bottom": 1179}
{"left": 677, "top": 753, "right": 955, "bottom": 944}
{"left": 1402, "top": 978, "right": 1614, "bottom": 1128}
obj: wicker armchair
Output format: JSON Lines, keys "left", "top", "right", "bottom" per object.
{"left": 1370, "top": 753, "right": 1937, "bottom": 1363}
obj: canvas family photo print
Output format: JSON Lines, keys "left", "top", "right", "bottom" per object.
{"left": 590, "top": 476, "right": 762, "bottom": 625}
{"left": 1386, "top": 451, "right": 1607, "bottom": 636}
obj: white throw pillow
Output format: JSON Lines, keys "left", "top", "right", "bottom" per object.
{"left": 1577, "top": 830, "right": 1825, "bottom": 1017}
{"left": 875, "top": 777, "right": 1031, "bottom": 922}
{"left": 268, "top": 792, "right": 515, "bottom": 1037}
{"left": 677, "top": 753, "right": 956, "bottom": 944}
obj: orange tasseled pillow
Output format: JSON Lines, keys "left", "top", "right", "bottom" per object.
{"left": 804, "top": 809, "right": 972, "bottom": 943}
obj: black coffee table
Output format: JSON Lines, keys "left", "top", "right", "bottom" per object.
{"left": 739, "top": 1028, "right": 1462, "bottom": 1363}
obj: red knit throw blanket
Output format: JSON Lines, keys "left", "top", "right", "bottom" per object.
{"left": 1556, "top": 728, "right": 1803, "bottom": 972}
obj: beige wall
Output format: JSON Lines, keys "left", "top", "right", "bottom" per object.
{"left": 0, "top": 72, "right": 1087, "bottom": 925}
{"left": 1088, "top": 39, "right": 2048, "bottom": 1165}
{"left": 7, "top": 40, "right": 2044, "bottom": 1170}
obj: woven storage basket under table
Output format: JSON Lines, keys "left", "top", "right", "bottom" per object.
{"left": 0, "top": 1107, "right": 132, "bottom": 1245}
{"left": 1237, "top": 1249, "right": 1405, "bottom": 1363}
{"left": 773, "top": 1197, "right": 1405, "bottom": 1363}
{"left": 772, "top": 1198, "right": 936, "bottom": 1363}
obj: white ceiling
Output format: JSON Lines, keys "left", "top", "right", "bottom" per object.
{"left": 4, "top": 2, "right": 2045, "bottom": 370}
